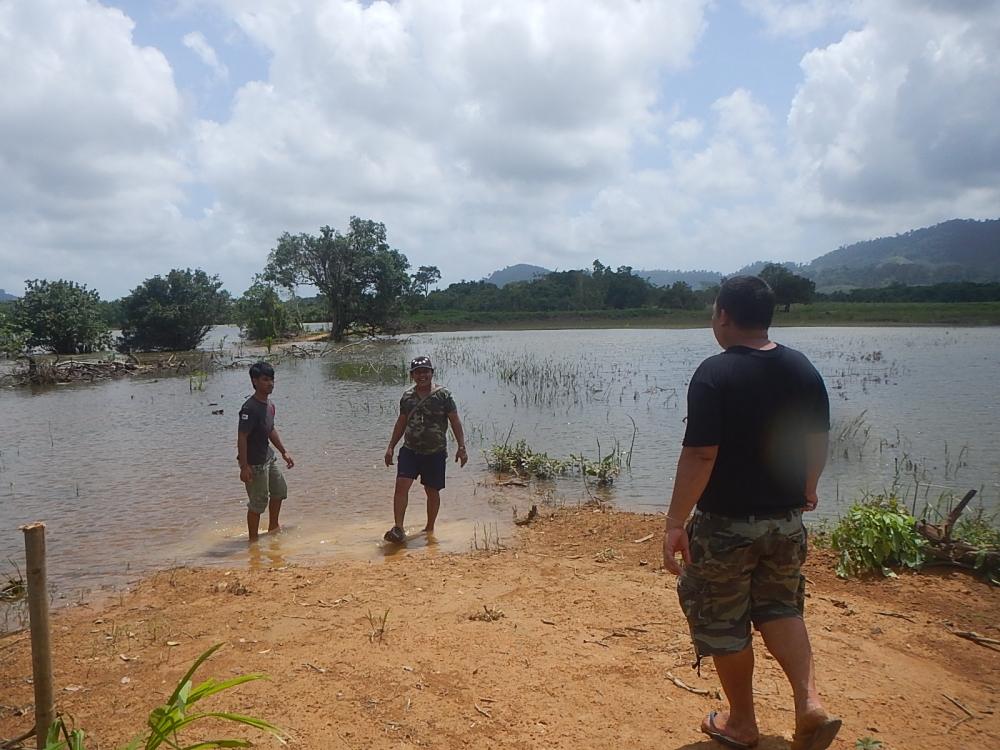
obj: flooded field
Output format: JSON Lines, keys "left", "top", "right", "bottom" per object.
{"left": 1, "top": 325, "right": 998, "bottom": 606}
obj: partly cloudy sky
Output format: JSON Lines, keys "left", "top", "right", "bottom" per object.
{"left": 1, "top": 0, "right": 998, "bottom": 298}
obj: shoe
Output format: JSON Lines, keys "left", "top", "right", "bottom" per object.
{"left": 701, "top": 711, "right": 758, "bottom": 748}
{"left": 383, "top": 526, "right": 406, "bottom": 544}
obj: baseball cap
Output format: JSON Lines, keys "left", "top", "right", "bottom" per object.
{"left": 409, "top": 356, "right": 434, "bottom": 372}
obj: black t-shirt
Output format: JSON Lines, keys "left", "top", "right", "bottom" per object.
{"left": 683, "top": 344, "right": 830, "bottom": 516}
{"left": 238, "top": 396, "right": 275, "bottom": 465}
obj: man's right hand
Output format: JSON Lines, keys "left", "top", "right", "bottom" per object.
{"left": 240, "top": 465, "right": 253, "bottom": 484}
{"left": 384, "top": 449, "right": 394, "bottom": 467}
{"left": 804, "top": 489, "right": 819, "bottom": 512}
{"left": 662, "top": 527, "right": 691, "bottom": 575}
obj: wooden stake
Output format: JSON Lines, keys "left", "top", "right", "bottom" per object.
{"left": 22, "top": 522, "right": 54, "bottom": 750}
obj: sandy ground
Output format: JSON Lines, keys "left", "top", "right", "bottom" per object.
{"left": 1, "top": 506, "right": 998, "bottom": 750}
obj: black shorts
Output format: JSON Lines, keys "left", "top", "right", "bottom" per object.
{"left": 397, "top": 446, "right": 447, "bottom": 490}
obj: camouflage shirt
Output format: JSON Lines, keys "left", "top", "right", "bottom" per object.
{"left": 401, "top": 386, "right": 457, "bottom": 454}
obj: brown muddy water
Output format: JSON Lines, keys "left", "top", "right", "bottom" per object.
{"left": 1, "top": 325, "right": 998, "bottom": 608}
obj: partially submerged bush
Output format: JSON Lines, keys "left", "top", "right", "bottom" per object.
{"left": 487, "top": 439, "right": 624, "bottom": 486}
{"left": 830, "top": 495, "right": 926, "bottom": 578}
{"left": 488, "top": 439, "right": 567, "bottom": 479}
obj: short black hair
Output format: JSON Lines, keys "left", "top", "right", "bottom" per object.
{"left": 249, "top": 361, "right": 275, "bottom": 382}
{"left": 716, "top": 275, "right": 775, "bottom": 329}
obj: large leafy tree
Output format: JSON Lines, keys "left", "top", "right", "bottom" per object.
{"left": 13, "top": 279, "right": 111, "bottom": 354}
{"left": 235, "top": 277, "right": 301, "bottom": 341}
{"left": 759, "top": 263, "right": 816, "bottom": 312}
{"left": 119, "top": 268, "right": 229, "bottom": 351}
{"left": 0, "top": 307, "right": 29, "bottom": 355}
{"left": 264, "top": 217, "right": 412, "bottom": 341}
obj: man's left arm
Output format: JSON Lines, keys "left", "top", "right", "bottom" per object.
{"left": 663, "top": 445, "right": 718, "bottom": 574}
{"left": 269, "top": 428, "right": 294, "bottom": 468}
{"left": 804, "top": 432, "right": 828, "bottom": 511}
{"left": 447, "top": 411, "right": 467, "bottom": 467}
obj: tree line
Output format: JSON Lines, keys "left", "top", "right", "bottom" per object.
{"left": 3, "top": 215, "right": 998, "bottom": 356}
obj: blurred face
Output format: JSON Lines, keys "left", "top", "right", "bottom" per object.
{"left": 410, "top": 367, "right": 433, "bottom": 386}
{"left": 252, "top": 374, "right": 274, "bottom": 395}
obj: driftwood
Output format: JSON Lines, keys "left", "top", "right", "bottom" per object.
{"left": 916, "top": 490, "right": 1000, "bottom": 577}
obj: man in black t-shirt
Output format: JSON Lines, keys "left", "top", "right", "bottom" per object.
{"left": 662, "top": 276, "right": 840, "bottom": 750}
{"left": 237, "top": 361, "right": 294, "bottom": 542}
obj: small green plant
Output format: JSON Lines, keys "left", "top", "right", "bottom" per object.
{"left": 831, "top": 495, "right": 926, "bottom": 578}
{"left": 570, "top": 443, "right": 623, "bottom": 486}
{"left": 855, "top": 737, "right": 883, "bottom": 750}
{"left": 952, "top": 509, "right": 1000, "bottom": 549}
{"left": 44, "top": 643, "right": 282, "bottom": 749}
{"left": 1, "top": 559, "right": 25, "bottom": 602}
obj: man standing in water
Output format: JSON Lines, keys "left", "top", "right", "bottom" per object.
{"left": 383, "top": 356, "right": 467, "bottom": 543}
{"left": 662, "top": 276, "right": 840, "bottom": 750}
{"left": 238, "top": 361, "right": 294, "bottom": 542}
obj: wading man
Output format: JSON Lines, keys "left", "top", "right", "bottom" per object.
{"left": 383, "top": 356, "right": 467, "bottom": 543}
{"left": 663, "top": 276, "right": 840, "bottom": 750}
{"left": 237, "top": 361, "right": 294, "bottom": 542}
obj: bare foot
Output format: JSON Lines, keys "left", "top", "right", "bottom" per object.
{"left": 267, "top": 525, "right": 282, "bottom": 535}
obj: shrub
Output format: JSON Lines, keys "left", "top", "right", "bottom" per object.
{"left": 234, "top": 279, "right": 301, "bottom": 341}
{"left": 13, "top": 279, "right": 111, "bottom": 354}
{"left": 119, "top": 269, "right": 229, "bottom": 352}
{"left": 830, "top": 495, "right": 926, "bottom": 577}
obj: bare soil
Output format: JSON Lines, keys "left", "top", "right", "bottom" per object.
{"left": 2, "top": 508, "right": 998, "bottom": 750}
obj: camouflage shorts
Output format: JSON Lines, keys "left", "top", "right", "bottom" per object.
{"left": 677, "top": 509, "right": 807, "bottom": 659}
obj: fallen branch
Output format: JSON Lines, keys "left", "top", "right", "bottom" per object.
{"left": 666, "top": 671, "right": 719, "bottom": 699}
{"left": 474, "top": 703, "right": 492, "bottom": 718}
{"left": 875, "top": 611, "right": 916, "bottom": 623}
{"left": 943, "top": 693, "right": 975, "bottom": 719}
{"left": 633, "top": 533, "right": 655, "bottom": 544}
{"left": 951, "top": 630, "right": 1000, "bottom": 651}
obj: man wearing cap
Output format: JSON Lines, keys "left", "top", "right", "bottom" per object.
{"left": 383, "top": 355, "right": 468, "bottom": 543}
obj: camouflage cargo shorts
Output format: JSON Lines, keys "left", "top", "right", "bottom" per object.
{"left": 677, "top": 509, "right": 807, "bottom": 659}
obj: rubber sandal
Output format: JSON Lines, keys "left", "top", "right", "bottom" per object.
{"left": 791, "top": 717, "right": 842, "bottom": 750}
{"left": 701, "top": 711, "right": 758, "bottom": 748}
{"left": 383, "top": 526, "right": 406, "bottom": 544}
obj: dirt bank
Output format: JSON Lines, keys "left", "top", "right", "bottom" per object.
{"left": 2, "top": 508, "right": 998, "bottom": 749}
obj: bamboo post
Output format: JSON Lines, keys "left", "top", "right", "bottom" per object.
{"left": 22, "top": 522, "right": 54, "bottom": 750}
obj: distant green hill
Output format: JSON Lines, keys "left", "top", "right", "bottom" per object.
{"left": 805, "top": 218, "right": 1000, "bottom": 290}
{"left": 485, "top": 264, "right": 550, "bottom": 287}
{"left": 0, "top": 288, "right": 17, "bottom": 302}
{"left": 637, "top": 269, "right": 722, "bottom": 289}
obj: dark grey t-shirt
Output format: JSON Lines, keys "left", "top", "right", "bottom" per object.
{"left": 238, "top": 396, "right": 275, "bottom": 465}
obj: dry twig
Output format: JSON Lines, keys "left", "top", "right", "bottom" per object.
{"left": 943, "top": 693, "right": 975, "bottom": 718}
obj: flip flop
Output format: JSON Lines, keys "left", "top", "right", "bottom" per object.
{"left": 701, "top": 711, "right": 759, "bottom": 749}
{"left": 791, "top": 716, "right": 842, "bottom": 750}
